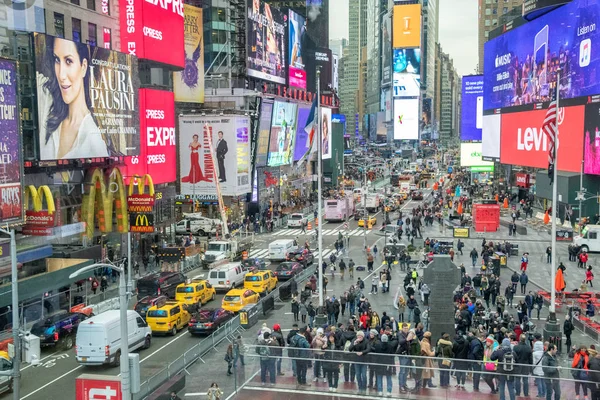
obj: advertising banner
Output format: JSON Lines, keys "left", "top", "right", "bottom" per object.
{"left": 268, "top": 101, "right": 298, "bottom": 166}
{"left": 174, "top": 5, "right": 205, "bottom": 103}
{"left": 515, "top": 173, "right": 531, "bottom": 187}
{"left": 500, "top": 105, "right": 585, "bottom": 172}
{"left": 293, "top": 105, "right": 311, "bottom": 161}
{"left": 119, "top": 0, "right": 185, "bottom": 68}
{"left": 123, "top": 89, "right": 176, "bottom": 184}
{"left": 393, "top": 49, "right": 420, "bottom": 98}
{"left": 420, "top": 97, "right": 433, "bottom": 139}
{"left": 321, "top": 107, "right": 332, "bottom": 159}
{"left": 392, "top": 4, "right": 421, "bottom": 49}
{"left": 381, "top": 12, "right": 393, "bottom": 86}
{"left": 179, "top": 116, "right": 251, "bottom": 196}
{"left": 523, "top": 0, "right": 572, "bottom": 18}
{"left": 35, "top": 34, "right": 139, "bottom": 160}
{"left": 584, "top": 102, "right": 600, "bottom": 175}
{"left": 307, "top": 48, "right": 333, "bottom": 93}
{"left": 482, "top": 114, "right": 501, "bottom": 160}
{"left": 0, "top": 59, "right": 23, "bottom": 225}
{"left": 460, "top": 75, "right": 484, "bottom": 141}
{"left": 246, "top": 0, "right": 287, "bottom": 85}
{"left": 460, "top": 143, "right": 494, "bottom": 167}
{"left": 288, "top": 9, "right": 307, "bottom": 90}
{"left": 394, "top": 98, "right": 419, "bottom": 139}
{"left": 76, "top": 374, "right": 122, "bottom": 400}
{"left": 483, "top": 0, "right": 600, "bottom": 110}
{"left": 255, "top": 100, "right": 274, "bottom": 167}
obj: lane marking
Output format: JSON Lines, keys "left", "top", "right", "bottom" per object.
{"left": 223, "top": 369, "right": 261, "bottom": 400}
{"left": 21, "top": 365, "right": 83, "bottom": 399}
{"left": 20, "top": 351, "right": 59, "bottom": 371}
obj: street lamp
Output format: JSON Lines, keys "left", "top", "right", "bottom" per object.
{"left": 69, "top": 262, "right": 131, "bottom": 400}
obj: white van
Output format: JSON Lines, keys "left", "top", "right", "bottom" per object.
{"left": 269, "top": 239, "right": 297, "bottom": 261}
{"left": 75, "top": 310, "right": 152, "bottom": 366}
{"left": 207, "top": 262, "right": 250, "bottom": 291}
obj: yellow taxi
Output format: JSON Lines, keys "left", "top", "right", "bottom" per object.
{"left": 146, "top": 301, "right": 191, "bottom": 336}
{"left": 175, "top": 279, "right": 216, "bottom": 307}
{"left": 358, "top": 215, "right": 377, "bottom": 227}
{"left": 222, "top": 288, "right": 260, "bottom": 313}
{"left": 243, "top": 270, "right": 277, "bottom": 295}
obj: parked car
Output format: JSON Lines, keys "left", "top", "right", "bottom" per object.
{"left": 286, "top": 249, "right": 314, "bottom": 267}
{"left": 274, "top": 262, "right": 303, "bottom": 281}
{"left": 30, "top": 311, "right": 90, "bottom": 350}
{"left": 134, "top": 295, "right": 168, "bottom": 320}
{"left": 287, "top": 213, "right": 308, "bottom": 228}
{"left": 188, "top": 308, "right": 234, "bottom": 335}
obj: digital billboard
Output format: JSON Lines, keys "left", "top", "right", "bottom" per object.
{"left": 460, "top": 143, "right": 494, "bottom": 167}
{"left": 483, "top": 0, "right": 600, "bottom": 110}
{"left": 268, "top": 101, "right": 298, "bottom": 166}
{"left": 306, "top": 48, "right": 333, "bottom": 93}
{"left": 500, "top": 105, "right": 584, "bottom": 172}
{"left": 394, "top": 98, "right": 419, "bottom": 139}
{"left": 381, "top": 12, "right": 393, "bottom": 86}
{"left": 246, "top": 0, "right": 287, "bottom": 85}
{"left": 119, "top": 0, "right": 185, "bottom": 68}
{"left": 293, "top": 105, "right": 311, "bottom": 161}
{"left": 321, "top": 107, "right": 332, "bottom": 159}
{"left": 288, "top": 10, "right": 307, "bottom": 90}
{"left": 393, "top": 48, "right": 420, "bottom": 98}
{"left": 0, "top": 59, "right": 23, "bottom": 225}
{"left": 35, "top": 34, "right": 139, "bottom": 160}
{"left": 255, "top": 100, "right": 273, "bottom": 167}
{"left": 482, "top": 114, "right": 501, "bottom": 161}
{"left": 584, "top": 102, "right": 600, "bottom": 175}
{"left": 123, "top": 89, "right": 176, "bottom": 184}
{"left": 174, "top": 5, "right": 205, "bottom": 103}
{"left": 392, "top": 4, "right": 422, "bottom": 49}
{"left": 179, "top": 115, "right": 251, "bottom": 196}
{"left": 461, "top": 75, "right": 484, "bottom": 141}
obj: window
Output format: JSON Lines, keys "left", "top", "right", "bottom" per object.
{"left": 87, "top": 0, "right": 95, "bottom": 11}
{"left": 503, "top": 7, "right": 508, "bottom": 13}
{"left": 492, "top": 8, "right": 497, "bottom": 14}
{"left": 213, "top": 7, "right": 226, "bottom": 22}
{"left": 590, "top": 232, "right": 597, "bottom": 239}
{"left": 72, "top": 18, "right": 81, "bottom": 42}
{"left": 101, "top": 0, "right": 110, "bottom": 15}
{"left": 485, "top": 19, "right": 491, "bottom": 26}
{"left": 485, "top": 8, "right": 491, "bottom": 15}
{"left": 103, "top": 27, "right": 111, "bottom": 49}
{"left": 88, "top": 22, "right": 97, "bottom": 46}
{"left": 54, "top": 13, "right": 65, "bottom": 38}
{"left": 71, "top": 0, "right": 80, "bottom": 4}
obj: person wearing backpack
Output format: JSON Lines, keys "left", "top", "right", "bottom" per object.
{"left": 571, "top": 345, "right": 591, "bottom": 400}
{"left": 467, "top": 330, "right": 484, "bottom": 392}
{"left": 290, "top": 327, "right": 311, "bottom": 388}
{"left": 532, "top": 340, "right": 546, "bottom": 398}
{"left": 257, "top": 330, "right": 277, "bottom": 385}
{"left": 542, "top": 344, "right": 561, "bottom": 400}
{"left": 513, "top": 334, "right": 533, "bottom": 397}
{"left": 491, "top": 338, "right": 517, "bottom": 400}
{"left": 340, "top": 324, "right": 357, "bottom": 383}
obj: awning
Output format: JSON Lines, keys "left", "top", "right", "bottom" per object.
{"left": 17, "top": 245, "right": 53, "bottom": 264}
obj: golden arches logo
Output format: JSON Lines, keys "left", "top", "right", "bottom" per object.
{"left": 81, "top": 167, "right": 128, "bottom": 239}
{"left": 127, "top": 174, "right": 155, "bottom": 214}
{"left": 128, "top": 174, "right": 155, "bottom": 197}
{"left": 24, "top": 185, "right": 56, "bottom": 214}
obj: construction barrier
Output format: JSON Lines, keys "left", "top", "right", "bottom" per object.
{"left": 242, "top": 251, "right": 248, "bottom": 260}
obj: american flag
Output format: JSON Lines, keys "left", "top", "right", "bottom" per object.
{"left": 543, "top": 86, "right": 558, "bottom": 183}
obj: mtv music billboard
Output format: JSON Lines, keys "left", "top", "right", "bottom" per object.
{"left": 500, "top": 105, "right": 584, "bottom": 172}
{"left": 174, "top": 5, "right": 205, "bottom": 103}
{"left": 393, "top": 4, "right": 421, "bottom": 49}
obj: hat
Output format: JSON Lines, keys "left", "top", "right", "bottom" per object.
{"left": 486, "top": 335, "right": 494, "bottom": 342}
{"left": 423, "top": 331, "right": 432, "bottom": 338}
{"left": 261, "top": 327, "right": 271, "bottom": 334}
{"left": 263, "top": 331, "right": 271, "bottom": 338}
{"left": 370, "top": 329, "right": 378, "bottom": 336}
{"left": 381, "top": 334, "right": 389, "bottom": 343}
{"left": 317, "top": 328, "right": 324, "bottom": 335}
{"left": 501, "top": 327, "right": 507, "bottom": 333}
{"left": 273, "top": 324, "right": 280, "bottom": 331}
{"left": 502, "top": 338, "right": 511, "bottom": 347}
{"left": 442, "top": 333, "right": 450, "bottom": 340}
{"left": 356, "top": 330, "right": 365, "bottom": 337}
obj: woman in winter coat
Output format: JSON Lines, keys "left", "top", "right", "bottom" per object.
{"left": 482, "top": 335, "right": 499, "bottom": 394}
{"left": 373, "top": 333, "right": 397, "bottom": 396}
{"left": 436, "top": 333, "right": 454, "bottom": 388}
{"left": 370, "top": 311, "right": 381, "bottom": 331}
{"left": 291, "top": 296, "right": 300, "bottom": 322}
{"left": 452, "top": 333, "right": 469, "bottom": 388}
{"left": 299, "top": 301, "right": 308, "bottom": 324}
{"left": 322, "top": 334, "right": 340, "bottom": 391}
{"left": 532, "top": 341, "right": 546, "bottom": 398}
{"left": 397, "top": 295, "right": 406, "bottom": 322}
{"left": 571, "top": 345, "right": 591, "bottom": 399}
{"left": 420, "top": 332, "right": 437, "bottom": 388}
{"left": 585, "top": 266, "right": 594, "bottom": 287}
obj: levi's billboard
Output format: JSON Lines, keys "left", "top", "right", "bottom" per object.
{"left": 500, "top": 105, "right": 584, "bottom": 173}
{"left": 123, "top": 88, "right": 176, "bottom": 184}
{"left": 119, "top": 0, "right": 185, "bottom": 68}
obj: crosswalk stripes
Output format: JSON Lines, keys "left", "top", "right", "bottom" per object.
{"left": 269, "top": 227, "right": 372, "bottom": 237}
{"left": 248, "top": 248, "right": 335, "bottom": 259}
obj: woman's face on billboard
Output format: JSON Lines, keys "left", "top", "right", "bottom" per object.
{"left": 53, "top": 38, "right": 87, "bottom": 106}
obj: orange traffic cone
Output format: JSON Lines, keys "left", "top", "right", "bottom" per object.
{"left": 503, "top": 198, "right": 509, "bottom": 209}
{"left": 307, "top": 221, "right": 312, "bottom": 230}
{"left": 457, "top": 202, "right": 463, "bottom": 214}
{"left": 315, "top": 217, "right": 319, "bottom": 226}
{"left": 543, "top": 211, "right": 550, "bottom": 225}
{"left": 495, "top": 194, "right": 499, "bottom": 202}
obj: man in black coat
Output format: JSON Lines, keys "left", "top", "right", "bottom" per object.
{"left": 513, "top": 334, "right": 533, "bottom": 397}
{"left": 452, "top": 333, "right": 469, "bottom": 388}
{"left": 215, "top": 130, "right": 228, "bottom": 182}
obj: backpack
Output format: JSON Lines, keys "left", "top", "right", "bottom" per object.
{"left": 288, "top": 336, "right": 299, "bottom": 358}
{"left": 503, "top": 350, "right": 515, "bottom": 373}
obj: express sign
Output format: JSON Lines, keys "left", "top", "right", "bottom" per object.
{"left": 119, "top": 0, "right": 185, "bottom": 68}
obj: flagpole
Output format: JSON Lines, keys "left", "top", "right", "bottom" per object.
{"left": 317, "top": 68, "right": 324, "bottom": 309}
{"left": 549, "top": 70, "right": 560, "bottom": 319}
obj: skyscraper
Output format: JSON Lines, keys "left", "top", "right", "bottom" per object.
{"left": 478, "top": 0, "right": 523, "bottom": 73}
{"left": 422, "top": 0, "right": 439, "bottom": 100}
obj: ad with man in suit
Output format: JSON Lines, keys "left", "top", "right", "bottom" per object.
{"left": 216, "top": 130, "right": 228, "bottom": 182}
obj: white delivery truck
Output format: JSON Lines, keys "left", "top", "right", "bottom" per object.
{"left": 574, "top": 225, "right": 600, "bottom": 252}
{"left": 268, "top": 239, "right": 297, "bottom": 261}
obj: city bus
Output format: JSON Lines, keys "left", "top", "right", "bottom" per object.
{"left": 324, "top": 196, "right": 355, "bottom": 222}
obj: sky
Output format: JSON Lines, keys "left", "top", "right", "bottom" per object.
{"left": 328, "top": 0, "right": 478, "bottom": 76}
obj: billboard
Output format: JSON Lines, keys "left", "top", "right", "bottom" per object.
{"left": 483, "top": 0, "right": 600, "bottom": 110}
{"left": 500, "top": 105, "right": 584, "bottom": 172}
{"left": 460, "top": 75, "right": 484, "bottom": 141}
{"left": 381, "top": 12, "right": 393, "bottom": 86}
{"left": 321, "top": 107, "right": 332, "bottom": 159}
{"left": 584, "top": 102, "right": 600, "bottom": 174}
{"left": 179, "top": 116, "right": 251, "bottom": 196}
{"left": 255, "top": 100, "right": 274, "bottom": 167}
{"left": 119, "top": 0, "right": 185, "bottom": 68}
{"left": 0, "top": 59, "right": 23, "bottom": 225}
{"left": 76, "top": 374, "right": 122, "bottom": 400}
{"left": 288, "top": 10, "right": 307, "bottom": 90}
{"left": 482, "top": 114, "right": 501, "bottom": 160}
{"left": 246, "top": 0, "right": 287, "bottom": 85}
{"left": 123, "top": 89, "right": 176, "bottom": 184}
{"left": 293, "top": 105, "right": 311, "bottom": 161}
{"left": 306, "top": 48, "right": 333, "bottom": 93}
{"left": 392, "top": 4, "right": 421, "bottom": 49}
{"left": 174, "top": 5, "right": 205, "bottom": 103}
{"left": 393, "top": 48, "right": 420, "bottom": 98}
{"left": 394, "top": 98, "right": 419, "bottom": 139}
{"left": 268, "top": 101, "right": 298, "bottom": 166}
{"left": 460, "top": 143, "right": 494, "bottom": 167}
{"left": 35, "top": 34, "right": 140, "bottom": 160}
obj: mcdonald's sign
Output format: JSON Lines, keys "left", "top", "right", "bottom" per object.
{"left": 81, "top": 167, "right": 128, "bottom": 239}
{"left": 22, "top": 185, "right": 56, "bottom": 236}
{"left": 128, "top": 174, "right": 155, "bottom": 213}
{"left": 129, "top": 213, "right": 154, "bottom": 233}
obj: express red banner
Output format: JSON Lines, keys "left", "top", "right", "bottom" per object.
{"left": 500, "top": 105, "right": 584, "bottom": 173}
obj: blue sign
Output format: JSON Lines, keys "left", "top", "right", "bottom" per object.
{"left": 460, "top": 75, "right": 483, "bottom": 141}
{"left": 483, "top": 0, "right": 600, "bottom": 110}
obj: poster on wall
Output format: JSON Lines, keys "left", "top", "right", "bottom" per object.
{"left": 35, "top": 34, "right": 140, "bottom": 160}
{"left": 246, "top": 0, "right": 287, "bottom": 84}
{"left": 268, "top": 101, "right": 298, "bottom": 166}
{"left": 174, "top": 5, "right": 205, "bottom": 103}
{"left": 321, "top": 107, "right": 332, "bottom": 159}
{"left": 0, "top": 59, "right": 23, "bottom": 224}
{"left": 255, "top": 100, "right": 274, "bottom": 167}
{"left": 293, "top": 105, "right": 311, "bottom": 161}
{"left": 288, "top": 9, "right": 307, "bottom": 90}
{"left": 179, "top": 116, "right": 251, "bottom": 196}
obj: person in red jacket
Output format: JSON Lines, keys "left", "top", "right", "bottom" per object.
{"left": 571, "top": 346, "right": 590, "bottom": 400}
{"left": 579, "top": 252, "right": 589, "bottom": 269}
{"left": 585, "top": 266, "right": 594, "bottom": 288}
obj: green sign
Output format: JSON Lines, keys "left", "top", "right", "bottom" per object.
{"left": 471, "top": 165, "right": 495, "bottom": 172}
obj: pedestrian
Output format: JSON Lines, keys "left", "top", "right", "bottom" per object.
{"left": 289, "top": 327, "right": 311, "bottom": 388}
{"left": 170, "top": 391, "right": 182, "bottom": 400}
{"left": 407, "top": 295, "right": 417, "bottom": 322}
{"left": 322, "top": 333, "right": 340, "bottom": 392}
{"left": 520, "top": 271, "right": 529, "bottom": 294}
{"left": 397, "top": 295, "right": 406, "bottom": 322}
{"left": 532, "top": 341, "right": 546, "bottom": 398}
{"left": 520, "top": 253, "right": 529, "bottom": 272}
{"left": 542, "top": 344, "right": 561, "bottom": 400}
{"left": 470, "top": 248, "right": 478, "bottom": 267}
{"left": 257, "top": 330, "right": 276, "bottom": 385}
{"left": 373, "top": 333, "right": 395, "bottom": 396}
{"left": 436, "top": 333, "right": 454, "bottom": 388}
{"left": 206, "top": 384, "right": 223, "bottom": 400}
{"left": 291, "top": 296, "right": 300, "bottom": 322}
{"left": 452, "top": 332, "right": 469, "bottom": 389}
{"left": 563, "top": 315, "right": 574, "bottom": 349}
{"left": 299, "top": 301, "right": 307, "bottom": 324}
{"left": 233, "top": 335, "right": 246, "bottom": 367}
{"left": 367, "top": 252, "right": 374, "bottom": 272}
{"left": 91, "top": 278, "right": 99, "bottom": 294}
{"left": 457, "top": 239, "right": 464, "bottom": 255}
{"left": 370, "top": 276, "right": 378, "bottom": 294}
{"left": 349, "top": 330, "right": 371, "bottom": 395}
{"left": 420, "top": 331, "right": 437, "bottom": 389}
{"left": 491, "top": 338, "right": 517, "bottom": 400}
{"left": 225, "top": 344, "right": 234, "bottom": 375}
{"left": 483, "top": 336, "right": 499, "bottom": 394}
{"left": 513, "top": 334, "right": 533, "bottom": 397}
{"left": 546, "top": 246, "right": 552, "bottom": 264}
{"left": 373, "top": 245, "right": 378, "bottom": 259}
{"left": 348, "top": 259, "right": 355, "bottom": 278}
{"left": 272, "top": 324, "right": 286, "bottom": 375}
{"left": 586, "top": 265, "right": 595, "bottom": 287}
{"left": 421, "top": 283, "right": 430, "bottom": 306}
{"left": 339, "top": 259, "right": 346, "bottom": 280}
{"left": 571, "top": 345, "right": 591, "bottom": 400}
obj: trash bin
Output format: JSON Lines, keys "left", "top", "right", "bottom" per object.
{"left": 510, "top": 244, "right": 519, "bottom": 256}
{"left": 239, "top": 304, "right": 259, "bottom": 330}
{"left": 21, "top": 333, "right": 41, "bottom": 364}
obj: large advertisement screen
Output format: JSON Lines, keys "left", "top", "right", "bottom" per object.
{"left": 35, "top": 34, "right": 139, "bottom": 160}
{"left": 321, "top": 107, "right": 332, "bottom": 159}
{"left": 500, "top": 105, "right": 584, "bottom": 172}
{"left": 393, "top": 48, "right": 420, "bottom": 98}
{"left": 482, "top": 114, "right": 501, "bottom": 160}
{"left": 268, "top": 101, "right": 298, "bottom": 166}
{"left": 393, "top": 4, "right": 422, "bottom": 49}
{"left": 174, "top": 5, "right": 204, "bottom": 103}
{"left": 179, "top": 116, "right": 251, "bottom": 196}
{"left": 0, "top": 60, "right": 23, "bottom": 225}
{"left": 483, "top": 0, "right": 600, "bottom": 110}
{"left": 246, "top": 0, "right": 286, "bottom": 85}
{"left": 394, "top": 98, "right": 419, "bottom": 139}
{"left": 461, "top": 75, "right": 484, "bottom": 141}
{"left": 123, "top": 89, "right": 176, "bottom": 184}
{"left": 293, "top": 105, "right": 311, "bottom": 161}
{"left": 119, "top": 0, "right": 185, "bottom": 68}
{"left": 584, "top": 102, "right": 600, "bottom": 175}
{"left": 460, "top": 143, "right": 494, "bottom": 167}
{"left": 288, "top": 10, "right": 307, "bottom": 90}
{"left": 381, "top": 12, "right": 392, "bottom": 86}
{"left": 255, "top": 100, "right": 273, "bottom": 167}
